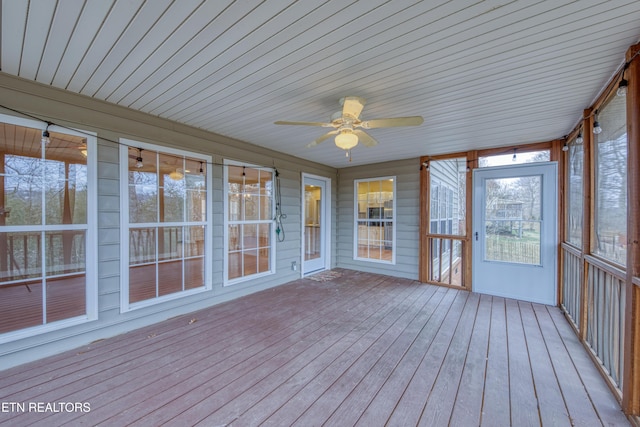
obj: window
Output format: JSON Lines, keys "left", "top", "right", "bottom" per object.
{"left": 0, "top": 115, "right": 96, "bottom": 340}
{"left": 120, "top": 141, "right": 211, "bottom": 310}
{"left": 354, "top": 177, "right": 395, "bottom": 263}
{"left": 566, "top": 137, "right": 583, "bottom": 247}
{"left": 479, "top": 149, "right": 550, "bottom": 167}
{"left": 594, "top": 95, "right": 627, "bottom": 266}
{"left": 224, "top": 161, "right": 275, "bottom": 284}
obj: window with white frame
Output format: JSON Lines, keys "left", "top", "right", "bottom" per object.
{"left": 224, "top": 161, "right": 275, "bottom": 284}
{"left": 0, "top": 115, "right": 96, "bottom": 339}
{"left": 120, "top": 141, "right": 211, "bottom": 310}
{"left": 354, "top": 177, "right": 395, "bottom": 263}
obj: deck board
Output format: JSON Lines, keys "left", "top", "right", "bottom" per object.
{"left": 449, "top": 293, "right": 492, "bottom": 426}
{"left": 0, "top": 269, "right": 629, "bottom": 427}
{"left": 480, "top": 296, "right": 513, "bottom": 427}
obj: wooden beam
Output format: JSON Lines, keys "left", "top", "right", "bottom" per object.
{"left": 552, "top": 138, "right": 565, "bottom": 306}
{"left": 623, "top": 42, "right": 640, "bottom": 416}
{"left": 465, "top": 150, "right": 476, "bottom": 290}
{"left": 580, "top": 109, "right": 593, "bottom": 342}
{"left": 419, "top": 157, "right": 428, "bottom": 282}
{"left": 476, "top": 141, "right": 553, "bottom": 158}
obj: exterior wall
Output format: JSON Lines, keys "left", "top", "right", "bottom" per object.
{"left": 336, "top": 158, "right": 420, "bottom": 279}
{"left": 0, "top": 73, "right": 337, "bottom": 369}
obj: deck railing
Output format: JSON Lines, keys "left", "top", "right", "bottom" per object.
{"left": 584, "top": 255, "right": 625, "bottom": 390}
{"left": 0, "top": 231, "right": 85, "bottom": 283}
{"left": 561, "top": 245, "right": 626, "bottom": 392}
{"left": 426, "top": 235, "right": 465, "bottom": 287}
{"left": 561, "top": 243, "right": 583, "bottom": 329}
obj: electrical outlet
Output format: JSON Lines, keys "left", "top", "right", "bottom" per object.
{"left": 291, "top": 261, "right": 297, "bottom": 271}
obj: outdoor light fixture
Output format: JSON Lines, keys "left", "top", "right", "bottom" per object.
{"left": 562, "top": 141, "right": 569, "bottom": 152}
{"left": 199, "top": 162, "right": 204, "bottom": 175}
{"left": 593, "top": 121, "right": 602, "bottom": 134}
{"left": 334, "top": 129, "right": 358, "bottom": 151}
{"left": 512, "top": 149, "right": 517, "bottom": 162}
{"left": 617, "top": 78, "right": 628, "bottom": 97}
{"left": 135, "top": 148, "right": 144, "bottom": 168}
{"left": 576, "top": 132, "right": 584, "bottom": 144}
{"left": 421, "top": 160, "right": 429, "bottom": 171}
{"left": 41, "top": 123, "right": 51, "bottom": 145}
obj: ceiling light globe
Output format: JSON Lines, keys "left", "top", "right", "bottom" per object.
{"left": 335, "top": 131, "right": 358, "bottom": 150}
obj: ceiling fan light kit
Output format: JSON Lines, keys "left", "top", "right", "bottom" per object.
{"left": 275, "top": 96, "right": 423, "bottom": 159}
{"left": 335, "top": 129, "right": 358, "bottom": 150}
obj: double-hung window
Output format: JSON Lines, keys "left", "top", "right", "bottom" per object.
{"left": 0, "top": 114, "right": 96, "bottom": 340}
{"left": 120, "top": 141, "right": 211, "bottom": 311}
{"left": 224, "top": 161, "right": 275, "bottom": 284}
{"left": 354, "top": 177, "right": 396, "bottom": 264}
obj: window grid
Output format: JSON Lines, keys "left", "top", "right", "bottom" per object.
{"left": 0, "top": 115, "right": 96, "bottom": 340}
{"left": 225, "top": 163, "right": 274, "bottom": 284}
{"left": 122, "top": 142, "right": 210, "bottom": 310}
{"left": 354, "top": 177, "right": 395, "bottom": 264}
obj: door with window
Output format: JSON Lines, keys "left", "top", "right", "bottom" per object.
{"left": 472, "top": 162, "right": 557, "bottom": 304}
{"left": 302, "top": 175, "right": 329, "bottom": 274}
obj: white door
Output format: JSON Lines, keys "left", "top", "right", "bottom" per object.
{"left": 472, "top": 163, "right": 557, "bottom": 305}
{"left": 302, "top": 175, "right": 330, "bottom": 274}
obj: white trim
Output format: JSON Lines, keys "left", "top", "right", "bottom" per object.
{"left": 119, "top": 139, "right": 212, "bottom": 312}
{"left": 0, "top": 114, "right": 98, "bottom": 343}
{"left": 353, "top": 176, "right": 397, "bottom": 265}
{"left": 472, "top": 162, "right": 558, "bottom": 305}
{"left": 223, "top": 159, "right": 276, "bottom": 286}
{"left": 301, "top": 173, "right": 332, "bottom": 276}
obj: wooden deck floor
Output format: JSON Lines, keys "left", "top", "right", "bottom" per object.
{"left": 0, "top": 269, "right": 629, "bottom": 426}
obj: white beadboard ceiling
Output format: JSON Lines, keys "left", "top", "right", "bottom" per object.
{"left": 1, "top": 0, "right": 639, "bottom": 168}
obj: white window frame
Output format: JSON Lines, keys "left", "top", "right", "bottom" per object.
{"left": 223, "top": 159, "right": 276, "bottom": 286}
{"left": 353, "top": 176, "right": 396, "bottom": 265}
{"left": 0, "top": 114, "right": 97, "bottom": 344}
{"left": 119, "top": 139, "right": 213, "bottom": 312}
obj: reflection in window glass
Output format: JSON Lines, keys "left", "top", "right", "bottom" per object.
{"left": 594, "top": 95, "right": 627, "bottom": 265}
{"left": 566, "top": 139, "right": 583, "bottom": 247}
{"left": 0, "top": 121, "right": 91, "bottom": 335}
{"left": 354, "top": 177, "right": 395, "bottom": 263}
{"left": 484, "top": 176, "right": 541, "bottom": 265}
{"left": 225, "top": 163, "right": 273, "bottom": 283}
{"left": 124, "top": 145, "right": 209, "bottom": 305}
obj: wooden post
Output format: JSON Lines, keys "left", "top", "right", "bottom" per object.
{"left": 552, "top": 138, "right": 565, "bottom": 305}
{"left": 0, "top": 153, "right": 7, "bottom": 276}
{"left": 580, "top": 109, "right": 593, "bottom": 341}
{"left": 465, "top": 150, "right": 477, "bottom": 290}
{"left": 622, "top": 42, "right": 640, "bottom": 416}
{"left": 419, "top": 156, "right": 429, "bottom": 283}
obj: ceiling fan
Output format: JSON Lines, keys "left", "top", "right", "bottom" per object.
{"left": 274, "top": 96, "right": 423, "bottom": 158}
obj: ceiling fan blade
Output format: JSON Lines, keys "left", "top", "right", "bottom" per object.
{"left": 274, "top": 120, "right": 333, "bottom": 127}
{"left": 360, "top": 116, "right": 424, "bottom": 128}
{"left": 307, "top": 130, "right": 339, "bottom": 148}
{"left": 341, "top": 96, "right": 366, "bottom": 119}
{"left": 354, "top": 129, "right": 378, "bottom": 147}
